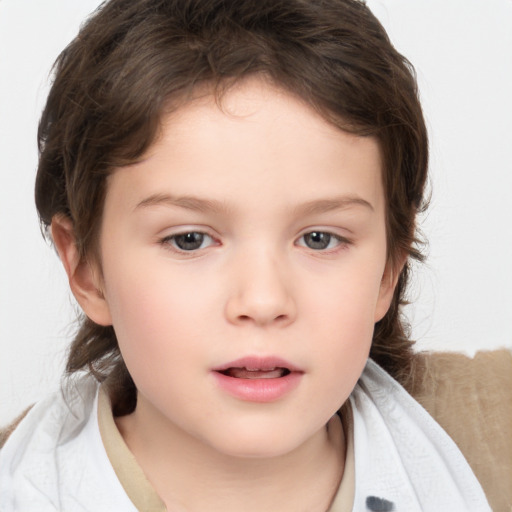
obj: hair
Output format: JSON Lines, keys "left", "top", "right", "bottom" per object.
{"left": 35, "top": 0, "right": 428, "bottom": 415}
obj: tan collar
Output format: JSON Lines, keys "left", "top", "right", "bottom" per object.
{"left": 97, "top": 387, "right": 166, "bottom": 512}
{"left": 329, "top": 403, "right": 355, "bottom": 512}
{"left": 97, "top": 386, "right": 354, "bottom": 512}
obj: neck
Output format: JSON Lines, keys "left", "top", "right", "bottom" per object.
{"left": 115, "top": 396, "right": 345, "bottom": 512}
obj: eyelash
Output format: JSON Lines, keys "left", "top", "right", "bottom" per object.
{"left": 160, "top": 231, "right": 217, "bottom": 253}
{"left": 295, "top": 231, "right": 351, "bottom": 253}
{"left": 159, "top": 230, "right": 352, "bottom": 254}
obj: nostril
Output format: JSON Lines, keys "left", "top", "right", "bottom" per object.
{"left": 226, "top": 292, "right": 296, "bottom": 326}
{"left": 238, "top": 313, "right": 288, "bottom": 322}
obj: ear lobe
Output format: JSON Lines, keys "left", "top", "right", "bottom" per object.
{"left": 374, "top": 257, "right": 406, "bottom": 323}
{"left": 51, "top": 215, "right": 112, "bottom": 326}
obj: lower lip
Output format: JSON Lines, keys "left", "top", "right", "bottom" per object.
{"left": 212, "top": 371, "right": 303, "bottom": 402}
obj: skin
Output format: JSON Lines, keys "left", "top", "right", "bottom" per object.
{"left": 53, "top": 78, "right": 400, "bottom": 511}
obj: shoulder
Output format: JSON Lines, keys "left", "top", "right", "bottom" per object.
{"left": 351, "top": 359, "right": 492, "bottom": 511}
{"left": 406, "top": 349, "right": 512, "bottom": 512}
{"left": 0, "top": 377, "right": 99, "bottom": 510}
{"left": 0, "top": 377, "right": 99, "bottom": 453}
{"left": 350, "top": 360, "right": 490, "bottom": 512}
{"left": 0, "top": 376, "right": 99, "bottom": 461}
{"left": 0, "top": 406, "right": 33, "bottom": 450}
{"left": 0, "top": 377, "right": 138, "bottom": 512}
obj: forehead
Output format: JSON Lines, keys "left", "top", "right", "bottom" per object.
{"left": 105, "top": 78, "right": 384, "bottom": 216}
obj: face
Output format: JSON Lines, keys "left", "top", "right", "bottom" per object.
{"left": 86, "top": 79, "right": 395, "bottom": 458}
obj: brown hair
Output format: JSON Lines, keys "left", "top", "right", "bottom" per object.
{"left": 35, "top": 0, "right": 428, "bottom": 415}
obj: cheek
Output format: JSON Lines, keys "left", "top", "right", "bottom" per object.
{"left": 101, "top": 252, "right": 228, "bottom": 384}
{"left": 102, "top": 259, "right": 199, "bottom": 363}
{"left": 301, "top": 259, "right": 383, "bottom": 379}
{"left": 304, "top": 256, "right": 384, "bottom": 332}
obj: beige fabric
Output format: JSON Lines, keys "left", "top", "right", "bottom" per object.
{"left": 407, "top": 349, "right": 512, "bottom": 512}
{"left": 0, "top": 405, "right": 32, "bottom": 449}
{"left": 329, "top": 403, "right": 355, "bottom": 512}
{"left": 97, "top": 387, "right": 166, "bottom": 512}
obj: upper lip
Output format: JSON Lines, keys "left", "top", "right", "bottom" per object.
{"left": 212, "top": 356, "right": 303, "bottom": 373}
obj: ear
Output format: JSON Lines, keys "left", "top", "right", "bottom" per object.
{"left": 374, "top": 255, "right": 406, "bottom": 323}
{"left": 51, "top": 215, "right": 112, "bottom": 326}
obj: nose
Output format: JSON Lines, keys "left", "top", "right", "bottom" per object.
{"left": 225, "top": 248, "right": 297, "bottom": 328}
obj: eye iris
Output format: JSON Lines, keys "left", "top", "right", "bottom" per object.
{"left": 174, "top": 232, "right": 204, "bottom": 251}
{"left": 304, "top": 232, "right": 331, "bottom": 250}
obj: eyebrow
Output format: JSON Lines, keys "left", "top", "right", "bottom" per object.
{"left": 134, "top": 193, "right": 374, "bottom": 215}
{"left": 135, "top": 193, "right": 231, "bottom": 214}
{"left": 293, "top": 196, "right": 374, "bottom": 216}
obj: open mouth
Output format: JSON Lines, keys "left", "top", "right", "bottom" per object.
{"left": 219, "top": 367, "right": 291, "bottom": 379}
{"left": 212, "top": 357, "right": 302, "bottom": 402}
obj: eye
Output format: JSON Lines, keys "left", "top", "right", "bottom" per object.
{"left": 162, "top": 231, "right": 215, "bottom": 252}
{"left": 297, "top": 231, "right": 346, "bottom": 251}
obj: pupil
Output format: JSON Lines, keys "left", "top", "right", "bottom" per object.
{"left": 175, "top": 232, "right": 204, "bottom": 250}
{"left": 305, "top": 232, "right": 330, "bottom": 250}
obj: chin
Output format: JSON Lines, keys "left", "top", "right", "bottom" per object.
{"left": 217, "top": 442, "right": 297, "bottom": 460}
{"left": 205, "top": 425, "right": 315, "bottom": 460}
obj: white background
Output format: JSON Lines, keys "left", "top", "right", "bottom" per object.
{"left": 1, "top": 0, "right": 511, "bottom": 425}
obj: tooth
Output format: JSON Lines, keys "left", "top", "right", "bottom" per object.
{"left": 225, "top": 367, "right": 288, "bottom": 379}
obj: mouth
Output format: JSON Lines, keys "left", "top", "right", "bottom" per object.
{"left": 218, "top": 367, "right": 291, "bottom": 379}
{"left": 211, "top": 356, "right": 303, "bottom": 402}
{"left": 212, "top": 356, "right": 301, "bottom": 379}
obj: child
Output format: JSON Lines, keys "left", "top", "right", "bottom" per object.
{"left": 0, "top": 0, "right": 491, "bottom": 510}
